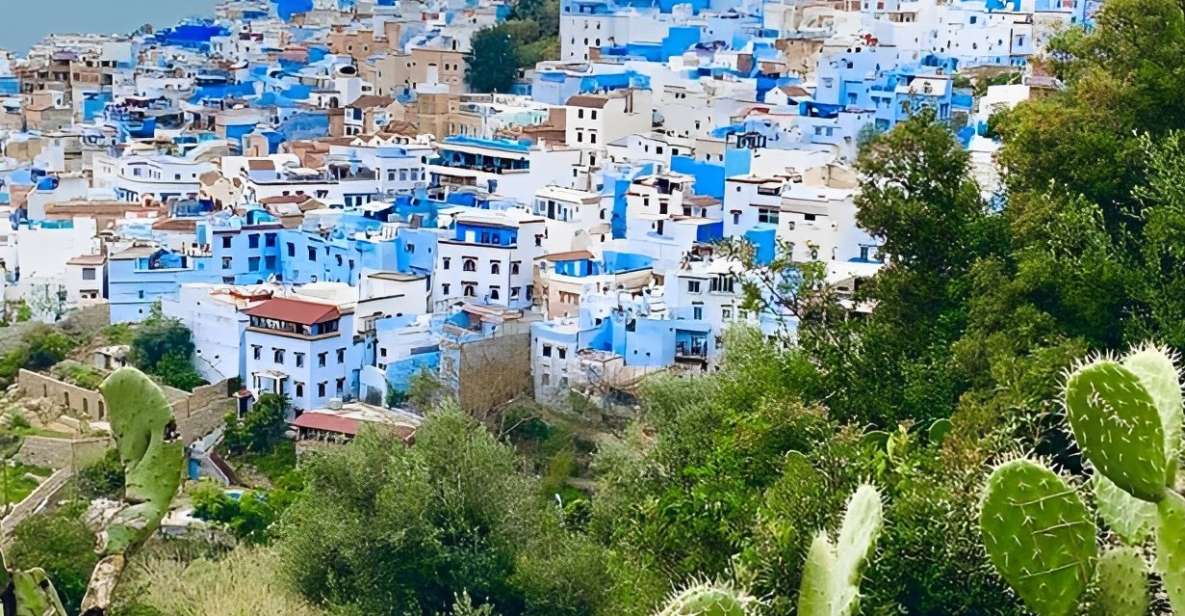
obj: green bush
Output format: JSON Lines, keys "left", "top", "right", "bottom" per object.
{"left": 8, "top": 500, "right": 98, "bottom": 615}
{"left": 224, "top": 394, "right": 289, "bottom": 456}
{"left": 77, "top": 448, "right": 126, "bottom": 500}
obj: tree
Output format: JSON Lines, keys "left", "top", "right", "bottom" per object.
{"left": 466, "top": 25, "right": 520, "bottom": 93}
{"left": 24, "top": 326, "right": 73, "bottom": 371}
{"left": 191, "top": 480, "right": 280, "bottom": 544}
{"left": 224, "top": 394, "right": 289, "bottom": 455}
{"left": 154, "top": 352, "right": 205, "bottom": 391}
{"left": 277, "top": 406, "right": 608, "bottom": 616}
{"left": 130, "top": 309, "right": 196, "bottom": 374}
{"left": 8, "top": 501, "right": 99, "bottom": 615}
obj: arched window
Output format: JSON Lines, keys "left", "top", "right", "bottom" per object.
{"left": 490, "top": 262, "right": 500, "bottom": 275}
{"left": 463, "top": 258, "right": 477, "bottom": 272}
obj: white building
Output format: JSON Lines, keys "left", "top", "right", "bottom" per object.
{"left": 533, "top": 185, "right": 612, "bottom": 256}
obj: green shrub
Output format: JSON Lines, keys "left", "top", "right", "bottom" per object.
{"left": 77, "top": 448, "right": 126, "bottom": 500}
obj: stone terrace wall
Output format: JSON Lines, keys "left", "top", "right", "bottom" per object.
{"left": 1, "top": 468, "right": 71, "bottom": 538}
{"left": 15, "top": 436, "right": 111, "bottom": 470}
{"left": 17, "top": 369, "right": 106, "bottom": 419}
{"left": 17, "top": 371, "right": 232, "bottom": 443}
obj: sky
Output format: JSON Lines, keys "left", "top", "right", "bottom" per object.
{"left": 0, "top": 0, "right": 219, "bottom": 54}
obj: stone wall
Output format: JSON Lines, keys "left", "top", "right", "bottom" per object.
{"left": 16, "top": 370, "right": 232, "bottom": 443}
{"left": 1, "top": 468, "right": 71, "bottom": 537}
{"left": 17, "top": 369, "right": 107, "bottom": 419}
{"left": 176, "top": 397, "right": 234, "bottom": 444}
{"left": 15, "top": 436, "right": 110, "bottom": 470}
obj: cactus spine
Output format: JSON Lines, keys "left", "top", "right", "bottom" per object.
{"left": 982, "top": 344, "right": 1185, "bottom": 616}
{"left": 1095, "top": 546, "right": 1148, "bottom": 616}
{"left": 653, "top": 580, "right": 755, "bottom": 616}
{"left": 796, "top": 484, "right": 883, "bottom": 616}
{"left": 979, "top": 459, "right": 1096, "bottom": 616}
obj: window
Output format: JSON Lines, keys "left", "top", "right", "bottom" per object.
{"left": 463, "top": 284, "right": 476, "bottom": 298}
{"left": 265, "top": 234, "right": 277, "bottom": 247}
{"left": 249, "top": 234, "right": 259, "bottom": 249}
{"left": 248, "top": 257, "right": 260, "bottom": 272}
{"left": 138, "top": 290, "right": 145, "bottom": 299}
{"left": 463, "top": 258, "right": 477, "bottom": 272}
{"left": 511, "top": 286, "right": 521, "bottom": 299}
{"left": 803, "top": 213, "right": 817, "bottom": 221}
{"left": 442, "top": 257, "right": 451, "bottom": 270}
{"left": 296, "top": 352, "right": 305, "bottom": 367}
{"left": 308, "top": 247, "right": 317, "bottom": 261}
{"left": 489, "top": 286, "right": 500, "bottom": 300}
{"left": 221, "top": 236, "right": 232, "bottom": 249}
{"left": 591, "top": 110, "right": 598, "bottom": 120}
{"left": 722, "top": 307, "right": 733, "bottom": 320}
{"left": 758, "top": 208, "right": 779, "bottom": 225}
{"left": 336, "top": 378, "right": 345, "bottom": 394}
{"left": 687, "top": 280, "right": 701, "bottom": 293}
{"left": 318, "top": 352, "right": 327, "bottom": 367}
{"left": 273, "top": 348, "right": 285, "bottom": 364}
{"left": 442, "top": 283, "right": 451, "bottom": 295}
{"left": 252, "top": 345, "right": 262, "bottom": 360}
{"left": 511, "top": 261, "right": 521, "bottom": 275}
{"left": 577, "top": 109, "right": 584, "bottom": 119}
{"left": 542, "top": 373, "right": 551, "bottom": 386}
{"left": 82, "top": 267, "right": 96, "bottom": 281}
{"left": 558, "top": 347, "right": 567, "bottom": 360}
{"left": 543, "top": 344, "right": 552, "bottom": 357}
{"left": 287, "top": 242, "right": 295, "bottom": 257}
{"left": 710, "top": 276, "right": 735, "bottom": 294}
{"left": 318, "top": 382, "right": 326, "bottom": 397}
{"left": 692, "top": 304, "right": 703, "bottom": 320}
{"left": 335, "top": 348, "right": 345, "bottom": 364}
{"left": 491, "top": 262, "right": 500, "bottom": 275}
{"left": 295, "top": 382, "right": 304, "bottom": 398}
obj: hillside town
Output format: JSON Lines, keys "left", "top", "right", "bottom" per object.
{"left": 9, "top": 0, "right": 1180, "bottom": 614}
{"left": 0, "top": 0, "right": 1081, "bottom": 419}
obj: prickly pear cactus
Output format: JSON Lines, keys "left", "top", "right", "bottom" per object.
{"left": 0, "top": 549, "right": 68, "bottom": 616}
{"left": 99, "top": 367, "right": 184, "bottom": 555}
{"left": 980, "top": 459, "right": 1096, "bottom": 616}
{"left": 80, "top": 367, "right": 185, "bottom": 616}
{"left": 1122, "top": 344, "right": 1183, "bottom": 477}
{"left": 1093, "top": 474, "right": 1157, "bottom": 545}
{"left": 1156, "top": 491, "right": 1185, "bottom": 612}
{"left": 1094, "top": 546, "right": 1147, "bottom": 616}
{"left": 1063, "top": 358, "right": 1168, "bottom": 502}
{"left": 654, "top": 580, "right": 754, "bottom": 616}
{"left": 796, "top": 484, "right": 883, "bottom": 616}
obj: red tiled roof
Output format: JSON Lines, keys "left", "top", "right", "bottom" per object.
{"left": 245, "top": 298, "right": 340, "bottom": 325}
{"left": 292, "top": 412, "right": 359, "bottom": 436}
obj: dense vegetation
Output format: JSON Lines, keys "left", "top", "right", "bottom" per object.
{"left": 129, "top": 308, "right": 205, "bottom": 391}
{"left": 25, "top": 0, "right": 1185, "bottom": 613}
{"left": 465, "top": 0, "right": 560, "bottom": 92}
{"left": 297, "top": 0, "right": 1185, "bottom": 612}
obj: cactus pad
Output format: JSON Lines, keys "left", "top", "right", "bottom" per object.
{"left": 1156, "top": 490, "right": 1185, "bottom": 613}
{"left": 1123, "top": 344, "right": 1183, "bottom": 477}
{"left": 1095, "top": 546, "right": 1147, "bottom": 616}
{"left": 798, "top": 532, "right": 838, "bottom": 616}
{"left": 1094, "top": 474, "right": 1157, "bottom": 545}
{"left": 99, "top": 367, "right": 184, "bottom": 555}
{"left": 654, "top": 580, "right": 755, "bottom": 616}
{"left": 797, "top": 484, "right": 883, "bottom": 616}
{"left": 980, "top": 459, "right": 1096, "bottom": 616}
{"left": 1064, "top": 359, "right": 1167, "bottom": 502}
